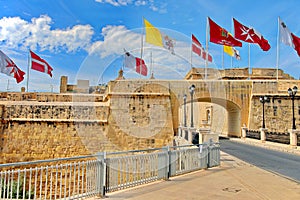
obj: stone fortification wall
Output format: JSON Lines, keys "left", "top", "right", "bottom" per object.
{"left": 0, "top": 101, "right": 114, "bottom": 163}
{"left": 248, "top": 80, "right": 300, "bottom": 132}
{"left": 0, "top": 121, "right": 115, "bottom": 163}
{"left": 248, "top": 96, "right": 293, "bottom": 132}
{"left": 0, "top": 82, "right": 175, "bottom": 163}
{"left": 0, "top": 92, "right": 104, "bottom": 102}
{"left": 106, "top": 80, "right": 174, "bottom": 150}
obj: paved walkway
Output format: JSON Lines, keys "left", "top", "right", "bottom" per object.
{"left": 86, "top": 138, "right": 300, "bottom": 199}
{"left": 97, "top": 151, "right": 300, "bottom": 200}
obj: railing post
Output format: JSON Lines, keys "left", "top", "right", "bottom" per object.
{"left": 207, "top": 142, "right": 220, "bottom": 168}
{"left": 163, "top": 146, "right": 170, "bottom": 180}
{"left": 178, "top": 125, "right": 182, "bottom": 137}
{"left": 241, "top": 126, "right": 248, "bottom": 139}
{"left": 289, "top": 129, "right": 299, "bottom": 147}
{"left": 96, "top": 152, "right": 106, "bottom": 197}
{"left": 188, "top": 129, "right": 193, "bottom": 143}
{"left": 260, "top": 128, "right": 268, "bottom": 142}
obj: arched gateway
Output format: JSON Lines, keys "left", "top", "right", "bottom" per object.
{"left": 108, "top": 79, "right": 251, "bottom": 139}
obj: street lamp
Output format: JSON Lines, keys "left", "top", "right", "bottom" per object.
{"left": 189, "top": 84, "right": 195, "bottom": 128}
{"left": 183, "top": 94, "right": 187, "bottom": 127}
{"left": 288, "top": 86, "right": 298, "bottom": 130}
{"left": 259, "top": 96, "right": 269, "bottom": 129}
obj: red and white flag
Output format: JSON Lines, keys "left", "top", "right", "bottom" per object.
{"left": 30, "top": 50, "right": 53, "bottom": 77}
{"left": 279, "top": 19, "right": 300, "bottom": 57}
{"left": 192, "top": 34, "right": 213, "bottom": 62}
{"left": 0, "top": 50, "right": 25, "bottom": 83}
{"left": 124, "top": 52, "right": 148, "bottom": 76}
{"left": 233, "top": 18, "right": 270, "bottom": 51}
{"left": 209, "top": 18, "right": 242, "bottom": 47}
{"left": 291, "top": 33, "right": 300, "bottom": 57}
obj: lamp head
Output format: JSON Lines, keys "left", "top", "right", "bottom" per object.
{"left": 293, "top": 86, "right": 298, "bottom": 95}
{"left": 189, "top": 84, "right": 195, "bottom": 94}
{"left": 264, "top": 96, "right": 269, "bottom": 102}
{"left": 288, "top": 88, "right": 292, "bottom": 96}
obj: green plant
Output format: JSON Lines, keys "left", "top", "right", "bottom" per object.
{"left": 1, "top": 176, "right": 34, "bottom": 199}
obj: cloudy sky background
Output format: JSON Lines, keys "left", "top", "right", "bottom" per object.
{"left": 1, "top": 0, "right": 300, "bottom": 92}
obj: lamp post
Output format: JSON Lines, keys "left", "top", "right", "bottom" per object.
{"left": 183, "top": 94, "right": 187, "bottom": 127}
{"left": 189, "top": 84, "right": 195, "bottom": 128}
{"left": 259, "top": 96, "right": 269, "bottom": 129}
{"left": 288, "top": 86, "right": 298, "bottom": 130}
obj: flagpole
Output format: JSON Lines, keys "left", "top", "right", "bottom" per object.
{"left": 222, "top": 46, "right": 224, "bottom": 69}
{"left": 205, "top": 17, "right": 209, "bottom": 80}
{"left": 190, "top": 36, "right": 193, "bottom": 69}
{"left": 140, "top": 17, "right": 145, "bottom": 78}
{"left": 230, "top": 17, "right": 233, "bottom": 68}
{"left": 6, "top": 79, "right": 9, "bottom": 91}
{"left": 26, "top": 50, "right": 30, "bottom": 92}
{"left": 276, "top": 17, "right": 280, "bottom": 81}
{"left": 150, "top": 50, "right": 153, "bottom": 76}
{"left": 248, "top": 43, "right": 251, "bottom": 79}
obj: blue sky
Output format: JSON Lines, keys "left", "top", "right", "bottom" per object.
{"left": 1, "top": 0, "right": 300, "bottom": 92}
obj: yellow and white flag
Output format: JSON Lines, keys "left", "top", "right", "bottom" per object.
{"left": 224, "top": 45, "right": 240, "bottom": 60}
{"left": 144, "top": 18, "right": 175, "bottom": 54}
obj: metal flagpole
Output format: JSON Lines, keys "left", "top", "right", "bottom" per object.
{"left": 6, "top": 79, "right": 9, "bottom": 91}
{"left": 231, "top": 53, "right": 233, "bottom": 68}
{"left": 276, "top": 17, "right": 280, "bottom": 81}
{"left": 205, "top": 17, "right": 209, "bottom": 80}
{"left": 230, "top": 17, "right": 233, "bottom": 69}
{"left": 190, "top": 36, "right": 193, "bottom": 69}
{"left": 222, "top": 46, "right": 224, "bottom": 69}
{"left": 140, "top": 17, "right": 145, "bottom": 78}
{"left": 248, "top": 43, "right": 251, "bottom": 79}
{"left": 26, "top": 50, "right": 30, "bottom": 92}
{"left": 150, "top": 50, "right": 153, "bottom": 76}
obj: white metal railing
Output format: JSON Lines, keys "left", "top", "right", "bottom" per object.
{"left": 0, "top": 159, "right": 103, "bottom": 200}
{"left": 0, "top": 143, "right": 220, "bottom": 199}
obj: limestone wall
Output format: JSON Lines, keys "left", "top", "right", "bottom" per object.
{"left": 248, "top": 95, "right": 298, "bottom": 132}
{"left": 0, "top": 82, "right": 175, "bottom": 163}
{"left": 0, "top": 100, "right": 115, "bottom": 163}
{"left": 0, "top": 121, "right": 116, "bottom": 163}
{"left": 3, "top": 103, "right": 108, "bottom": 121}
{"left": 106, "top": 80, "right": 174, "bottom": 150}
{"left": 0, "top": 92, "right": 104, "bottom": 102}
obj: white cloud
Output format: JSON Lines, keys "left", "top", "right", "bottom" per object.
{"left": 95, "top": 0, "right": 165, "bottom": 12}
{"left": 0, "top": 15, "right": 94, "bottom": 53}
{"left": 88, "top": 25, "right": 142, "bottom": 57}
{"left": 95, "top": 0, "right": 133, "bottom": 6}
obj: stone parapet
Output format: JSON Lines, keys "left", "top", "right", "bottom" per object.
{"left": 0, "top": 92, "right": 104, "bottom": 102}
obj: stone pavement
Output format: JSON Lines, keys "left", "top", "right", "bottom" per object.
{"left": 95, "top": 151, "right": 300, "bottom": 200}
